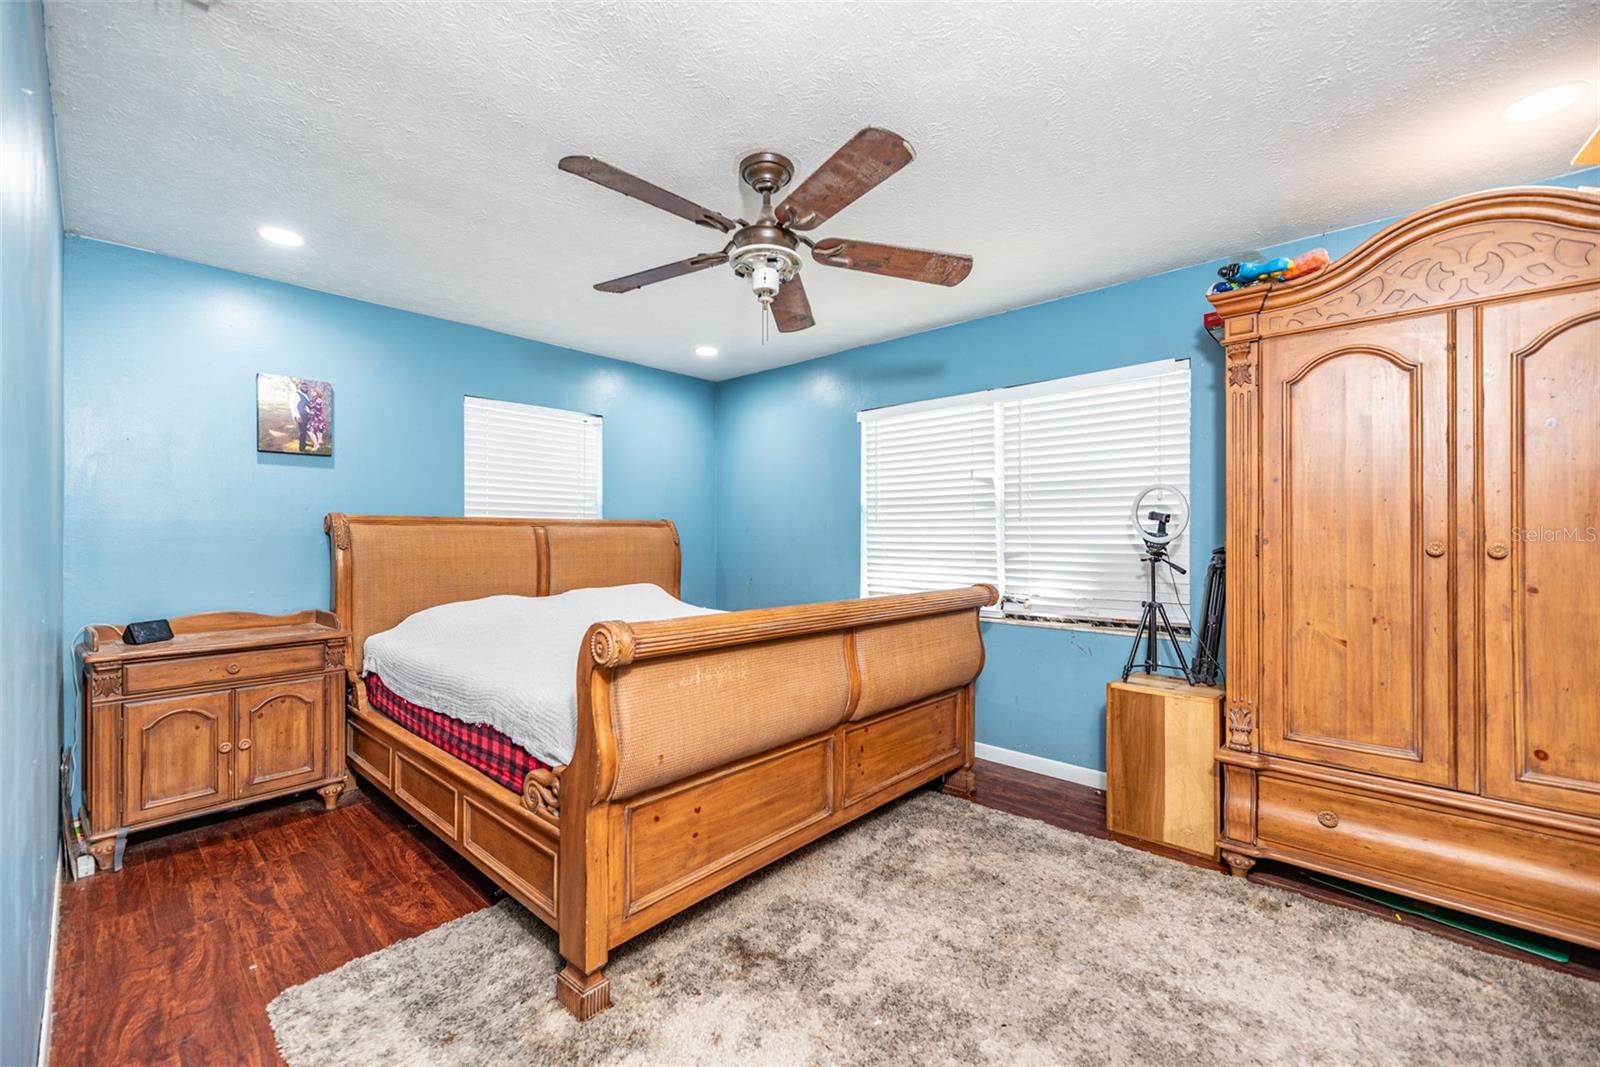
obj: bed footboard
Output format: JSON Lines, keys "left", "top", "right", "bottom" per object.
{"left": 556, "top": 584, "right": 996, "bottom": 1019}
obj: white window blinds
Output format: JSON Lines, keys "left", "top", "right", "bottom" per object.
{"left": 860, "top": 359, "right": 1190, "bottom": 628}
{"left": 860, "top": 402, "right": 999, "bottom": 596}
{"left": 463, "top": 396, "right": 602, "bottom": 519}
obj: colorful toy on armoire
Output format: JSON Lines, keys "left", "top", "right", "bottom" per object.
{"left": 1204, "top": 247, "right": 1331, "bottom": 342}
{"left": 1209, "top": 247, "right": 1330, "bottom": 294}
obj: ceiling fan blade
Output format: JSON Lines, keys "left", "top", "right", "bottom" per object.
{"left": 777, "top": 128, "right": 914, "bottom": 231}
{"left": 771, "top": 275, "right": 815, "bottom": 332}
{"left": 594, "top": 253, "right": 727, "bottom": 294}
{"left": 559, "top": 156, "right": 738, "bottom": 233}
{"left": 811, "top": 239, "right": 972, "bottom": 286}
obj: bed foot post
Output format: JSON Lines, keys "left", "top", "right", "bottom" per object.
{"left": 316, "top": 781, "right": 345, "bottom": 811}
{"left": 941, "top": 766, "right": 976, "bottom": 800}
{"left": 556, "top": 963, "right": 612, "bottom": 1021}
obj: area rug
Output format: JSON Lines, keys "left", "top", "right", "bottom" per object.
{"left": 268, "top": 792, "right": 1599, "bottom": 1066}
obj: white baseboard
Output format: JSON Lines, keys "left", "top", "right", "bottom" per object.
{"left": 974, "top": 742, "right": 1106, "bottom": 791}
{"left": 36, "top": 862, "right": 61, "bottom": 1067}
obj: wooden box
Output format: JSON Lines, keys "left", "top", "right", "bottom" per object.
{"left": 1106, "top": 674, "right": 1222, "bottom": 859}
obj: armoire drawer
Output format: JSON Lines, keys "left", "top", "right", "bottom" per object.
{"left": 124, "top": 643, "right": 326, "bottom": 694}
{"left": 1256, "top": 774, "right": 1600, "bottom": 936}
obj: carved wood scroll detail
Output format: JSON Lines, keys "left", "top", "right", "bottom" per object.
{"left": 1266, "top": 223, "right": 1599, "bottom": 332}
{"left": 324, "top": 642, "right": 345, "bottom": 669}
{"left": 91, "top": 670, "right": 122, "bottom": 699}
{"left": 1226, "top": 703, "right": 1255, "bottom": 751}
{"left": 325, "top": 513, "right": 352, "bottom": 551}
{"left": 589, "top": 625, "right": 635, "bottom": 669}
{"left": 1225, "top": 341, "right": 1255, "bottom": 390}
{"left": 522, "top": 765, "right": 564, "bottom": 822}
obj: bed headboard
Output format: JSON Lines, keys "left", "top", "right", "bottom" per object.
{"left": 325, "top": 514, "right": 681, "bottom": 673}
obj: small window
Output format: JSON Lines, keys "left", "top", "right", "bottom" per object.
{"left": 464, "top": 396, "right": 602, "bottom": 519}
{"left": 860, "top": 359, "right": 1191, "bottom": 628}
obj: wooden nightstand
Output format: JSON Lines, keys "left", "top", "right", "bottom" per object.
{"left": 1106, "top": 673, "right": 1224, "bottom": 860}
{"left": 76, "top": 610, "right": 351, "bottom": 872}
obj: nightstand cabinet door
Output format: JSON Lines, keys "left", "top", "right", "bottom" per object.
{"left": 122, "top": 691, "right": 234, "bottom": 825}
{"left": 235, "top": 678, "right": 326, "bottom": 797}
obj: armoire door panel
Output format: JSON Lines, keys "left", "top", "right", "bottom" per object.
{"left": 1482, "top": 287, "right": 1600, "bottom": 816}
{"left": 1259, "top": 314, "right": 1454, "bottom": 785}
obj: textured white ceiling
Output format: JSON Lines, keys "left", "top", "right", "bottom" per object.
{"left": 44, "top": 1, "right": 1600, "bottom": 380}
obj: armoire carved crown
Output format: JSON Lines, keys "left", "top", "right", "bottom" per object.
{"left": 1211, "top": 188, "right": 1599, "bottom": 338}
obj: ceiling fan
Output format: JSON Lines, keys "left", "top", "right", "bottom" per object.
{"left": 558, "top": 127, "right": 973, "bottom": 334}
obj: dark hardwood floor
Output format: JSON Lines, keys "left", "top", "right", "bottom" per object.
{"left": 48, "top": 758, "right": 1599, "bottom": 1066}
{"left": 50, "top": 785, "right": 499, "bottom": 1067}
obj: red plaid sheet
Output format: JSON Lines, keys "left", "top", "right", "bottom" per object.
{"left": 364, "top": 673, "right": 546, "bottom": 794}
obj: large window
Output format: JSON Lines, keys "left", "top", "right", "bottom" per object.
{"left": 859, "top": 359, "right": 1191, "bottom": 628}
{"left": 463, "top": 396, "right": 602, "bottom": 519}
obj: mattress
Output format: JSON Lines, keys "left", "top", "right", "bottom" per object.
{"left": 365, "top": 673, "right": 543, "bottom": 793}
{"left": 361, "top": 583, "right": 721, "bottom": 767}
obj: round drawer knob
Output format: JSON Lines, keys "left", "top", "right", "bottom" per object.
{"left": 226, "top": 662, "right": 242, "bottom": 675}
{"left": 237, "top": 738, "right": 252, "bottom": 751}
{"left": 1317, "top": 810, "right": 1340, "bottom": 828}
{"left": 1487, "top": 543, "right": 1509, "bottom": 560}
{"left": 218, "top": 742, "right": 233, "bottom": 754}
{"left": 1425, "top": 541, "right": 1446, "bottom": 558}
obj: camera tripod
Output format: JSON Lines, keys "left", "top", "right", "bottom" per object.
{"left": 1119, "top": 535, "right": 1194, "bottom": 684}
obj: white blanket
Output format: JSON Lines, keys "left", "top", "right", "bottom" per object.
{"left": 362, "top": 584, "right": 720, "bottom": 767}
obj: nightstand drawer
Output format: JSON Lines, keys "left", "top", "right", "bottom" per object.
{"left": 124, "top": 643, "right": 326, "bottom": 694}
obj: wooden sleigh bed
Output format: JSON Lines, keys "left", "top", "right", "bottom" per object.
{"left": 324, "top": 513, "right": 996, "bottom": 1019}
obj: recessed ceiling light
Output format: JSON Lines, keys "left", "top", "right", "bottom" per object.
{"left": 257, "top": 225, "right": 305, "bottom": 247}
{"left": 1503, "top": 82, "right": 1587, "bottom": 123}
{"left": 695, "top": 345, "right": 718, "bottom": 358}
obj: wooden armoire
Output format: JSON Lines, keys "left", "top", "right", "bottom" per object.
{"left": 1208, "top": 187, "right": 1600, "bottom": 949}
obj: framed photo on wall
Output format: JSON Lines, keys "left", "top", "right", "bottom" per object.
{"left": 256, "top": 373, "right": 333, "bottom": 456}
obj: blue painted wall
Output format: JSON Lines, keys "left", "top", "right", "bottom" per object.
{"left": 1, "top": 2, "right": 64, "bottom": 1064}
{"left": 61, "top": 239, "right": 719, "bottom": 787}
{"left": 54, "top": 165, "right": 1600, "bottom": 787}
{"left": 714, "top": 168, "right": 1600, "bottom": 774}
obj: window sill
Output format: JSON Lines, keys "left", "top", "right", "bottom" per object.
{"left": 980, "top": 612, "right": 1191, "bottom": 639}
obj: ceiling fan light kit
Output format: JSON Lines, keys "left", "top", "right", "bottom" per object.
{"left": 558, "top": 128, "right": 972, "bottom": 338}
